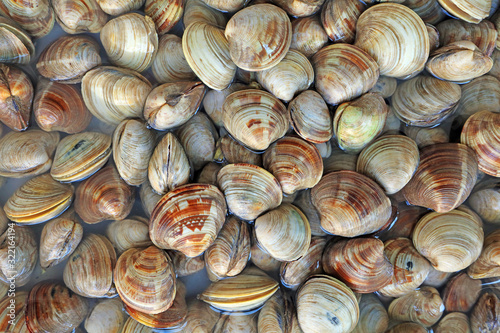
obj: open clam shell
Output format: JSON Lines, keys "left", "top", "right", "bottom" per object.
{"left": 106, "top": 217, "right": 153, "bottom": 255}
{"left": 321, "top": 0, "right": 365, "bottom": 44}
{"left": 0, "top": 17, "right": 35, "bottom": 64}
{"left": 52, "top": 0, "right": 108, "bottom": 34}
{"left": 39, "top": 217, "right": 83, "bottom": 269}
{"left": 468, "top": 229, "right": 500, "bottom": 279}
{"left": 0, "top": 225, "right": 37, "bottom": 287}
{"left": 152, "top": 34, "right": 196, "bottom": 84}
{"left": 388, "top": 286, "right": 444, "bottom": 327}
{"left": 290, "top": 15, "right": 328, "bottom": 58}
{"left": 0, "top": 63, "right": 33, "bottom": 131}
{"left": 0, "top": 0, "right": 55, "bottom": 38}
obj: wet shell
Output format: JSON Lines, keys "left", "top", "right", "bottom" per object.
{"left": 84, "top": 298, "right": 126, "bottom": 333}
{"left": 96, "top": 0, "right": 145, "bottom": 15}
{"left": 214, "top": 135, "right": 262, "bottom": 166}
{"left": 0, "top": 17, "right": 35, "bottom": 64}
{"left": 468, "top": 229, "right": 500, "bottom": 279}
{"left": 290, "top": 15, "right": 328, "bottom": 58}
{"left": 201, "top": 0, "right": 248, "bottom": 12}
{"left": 36, "top": 35, "right": 101, "bottom": 84}
{"left": 403, "top": 125, "right": 450, "bottom": 149}
{"left": 322, "top": 144, "right": 359, "bottom": 174}
{"left": 251, "top": 239, "right": 282, "bottom": 273}
{"left": 406, "top": 0, "right": 446, "bottom": 26}
{"left": 402, "top": 143, "right": 478, "bottom": 213}
{"left": 224, "top": 4, "right": 291, "bottom": 71}
{"left": 426, "top": 23, "right": 440, "bottom": 53}
{"left": 424, "top": 266, "right": 452, "bottom": 288}
{"left": 293, "top": 188, "right": 327, "bottom": 236}
{"left": 106, "top": 218, "right": 153, "bottom": 255}
{"left": 39, "top": 217, "right": 83, "bottom": 269}
{"left": 74, "top": 165, "right": 135, "bottom": 224}
{"left": 434, "top": 312, "right": 471, "bottom": 333}
{"left": 297, "top": 274, "right": 359, "bottom": 333}
{"left": 352, "top": 294, "right": 388, "bottom": 333}
{"left": 468, "top": 181, "right": 500, "bottom": 224}
{"left": 311, "top": 170, "right": 392, "bottom": 237}
{"left": 4, "top": 173, "right": 74, "bottom": 224}
{"left": 52, "top": 0, "right": 108, "bottom": 34}
{"left": 0, "top": 225, "right": 37, "bottom": 286}
{"left": 183, "top": 0, "right": 227, "bottom": 28}
{"left": 0, "top": 0, "right": 55, "bottom": 38}
{"left": 437, "top": 0, "right": 490, "bottom": 23}
{"left": 152, "top": 34, "right": 196, "bottom": 84}
{"left": 442, "top": 272, "right": 481, "bottom": 312}
{"left": 311, "top": 43, "right": 379, "bottom": 105}
{"left": 0, "top": 130, "right": 59, "bottom": 178}
{"left": 271, "top": 0, "right": 324, "bottom": 16}
{"left": 386, "top": 322, "right": 428, "bottom": 333}
{"left": 196, "top": 162, "right": 223, "bottom": 186}
{"left": 369, "top": 76, "right": 398, "bottom": 99}
{"left": 140, "top": 180, "right": 162, "bottom": 217}
{"left": 321, "top": 0, "right": 365, "bottom": 44}
{"left": 217, "top": 163, "right": 283, "bottom": 221}
{"left": 178, "top": 300, "right": 219, "bottom": 333}
{"left": 149, "top": 183, "right": 227, "bottom": 257}
{"left": 121, "top": 317, "right": 154, "bottom": 333}
{"left": 490, "top": 49, "right": 500, "bottom": 80}
{"left": 145, "top": 0, "right": 183, "bottom": 36}
{"left": 203, "top": 83, "right": 248, "bottom": 127}
{"left": 413, "top": 207, "right": 484, "bottom": 273}
{"left": 437, "top": 19, "right": 497, "bottom": 57}
{"left": 388, "top": 286, "right": 444, "bottom": 327}
{"left": 0, "top": 291, "right": 28, "bottom": 332}
{"left": 33, "top": 80, "right": 92, "bottom": 134}
{"left": 26, "top": 282, "right": 89, "bottom": 333}
{"left": 222, "top": 89, "right": 289, "bottom": 151}
{"left": 258, "top": 289, "right": 301, "bottom": 333}
{"left": 169, "top": 250, "right": 205, "bottom": 277}
{"left": 470, "top": 292, "right": 500, "bottom": 333}
{"left": 51, "top": 132, "right": 112, "bottom": 182}
{"left": 213, "top": 312, "right": 258, "bottom": 332}
{"left": 0, "top": 63, "right": 33, "bottom": 131}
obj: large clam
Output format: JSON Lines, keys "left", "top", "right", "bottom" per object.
{"left": 52, "top": 0, "right": 108, "bottom": 34}
{"left": 290, "top": 15, "right": 328, "bottom": 58}
{"left": 152, "top": 34, "right": 196, "bottom": 84}
{"left": 39, "top": 217, "right": 83, "bottom": 269}
{"left": 442, "top": 272, "right": 481, "bottom": 313}
{"left": 0, "top": 0, "right": 55, "bottom": 38}
{"left": 388, "top": 286, "right": 444, "bottom": 327}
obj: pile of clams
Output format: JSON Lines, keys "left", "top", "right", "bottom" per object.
{"left": 1, "top": 0, "right": 500, "bottom": 332}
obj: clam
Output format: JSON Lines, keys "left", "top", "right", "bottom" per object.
{"left": 334, "top": 92, "right": 389, "bottom": 154}
{"left": 0, "top": 209, "right": 6, "bottom": 237}
{"left": 217, "top": 163, "right": 282, "bottom": 221}
{"left": 263, "top": 136, "right": 323, "bottom": 195}
{"left": 293, "top": 188, "right": 327, "bottom": 236}
{"left": 224, "top": 4, "right": 291, "bottom": 71}
{"left": 199, "top": 267, "right": 279, "bottom": 312}
{"left": 148, "top": 132, "right": 191, "bottom": 195}
{"left": 152, "top": 34, "right": 196, "bottom": 84}
{"left": 140, "top": 180, "right": 162, "bottom": 217}
{"left": 434, "top": 312, "right": 471, "bottom": 333}
{"left": 39, "top": 217, "right": 83, "bottom": 269}
{"left": 322, "top": 237, "right": 393, "bottom": 293}
{"left": 85, "top": 298, "right": 126, "bottom": 333}
{"left": 0, "top": 291, "right": 28, "bottom": 332}
{"left": 256, "top": 49, "right": 314, "bottom": 102}
{"left": 36, "top": 35, "right": 101, "bottom": 84}
{"left": 442, "top": 272, "right": 481, "bottom": 312}
{"left": 26, "top": 282, "right": 89, "bottom": 333}
{"left": 468, "top": 181, "right": 500, "bottom": 224}
{"left": 355, "top": 3, "right": 429, "bottom": 79}
{"left": 214, "top": 135, "right": 262, "bottom": 166}
{"left": 0, "top": 225, "right": 37, "bottom": 286}
{"left": 321, "top": 0, "right": 365, "bottom": 44}
{"left": 406, "top": 0, "right": 446, "bottom": 25}
{"left": 424, "top": 266, "right": 452, "bottom": 288}
{"left": 468, "top": 229, "right": 500, "bottom": 279}
{"left": 0, "top": 0, "right": 55, "bottom": 38}
{"left": 369, "top": 76, "right": 398, "bottom": 98}
{"left": 51, "top": 132, "right": 111, "bottom": 182}
{"left": 403, "top": 125, "right": 450, "bottom": 148}
{"left": 490, "top": 49, "right": 500, "bottom": 80}
{"left": 201, "top": 0, "right": 248, "bottom": 12}
{"left": 391, "top": 76, "right": 461, "bottom": 127}
{"left": 33, "top": 80, "right": 92, "bottom": 134}
{"left": 181, "top": 300, "right": 219, "bottom": 333}
{"left": 402, "top": 143, "right": 477, "bottom": 213}
{"left": 121, "top": 317, "right": 154, "bottom": 333}
{"left": 357, "top": 135, "right": 419, "bottom": 195}
{"left": 437, "top": 0, "right": 491, "bottom": 23}
{"left": 0, "top": 63, "right": 33, "bottom": 131}
{"left": 52, "top": 0, "right": 108, "bottom": 34}
{"left": 75, "top": 165, "right": 135, "bottom": 224}
{"left": 96, "top": 0, "right": 145, "bottom": 15}
{"left": 315, "top": 141, "right": 332, "bottom": 157}
{"left": 149, "top": 183, "right": 227, "bottom": 257}
{"left": 258, "top": 290, "right": 301, "bottom": 332}
{"left": 145, "top": 0, "right": 183, "bottom": 35}
{"left": 471, "top": 292, "right": 500, "bottom": 333}
{"left": 427, "top": 23, "right": 440, "bottom": 53}
{"left": 183, "top": 0, "right": 227, "bottom": 28}
{"left": 106, "top": 218, "right": 153, "bottom": 255}
{"left": 290, "top": 15, "right": 328, "bottom": 58}
{"left": 203, "top": 83, "right": 248, "bottom": 127}
{"left": 271, "top": 0, "right": 324, "bottom": 16}
{"left": 113, "top": 119, "right": 156, "bottom": 186}
{"left": 213, "top": 312, "right": 258, "bottom": 332}
{"left": 0, "top": 130, "right": 59, "bottom": 178}
{"left": 4, "top": 173, "right": 73, "bottom": 224}
{"left": 386, "top": 322, "right": 429, "bottom": 333}
{"left": 205, "top": 216, "right": 250, "bottom": 280}
{"left": 143, "top": 81, "right": 206, "bottom": 131}
{"left": 437, "top": 19, "right": 497, "bottom": 57}
{"left": 413, "top": 207, "right": 484, "bottom": 273}
{"left": 352, "top": 294, "right": 388, "bottom": 333}
{"left": 426, "top": 41, "right": 493, "bottom": 82}
{"left": 222, "top": 89, "right": 289, "bottom": 151}
{"left": 311, "top": 43, "right": 379, "bottom": 105}
{"left": 196, "top": 161, "right": 223, "bottom": 185}
{"left": 297, "top": 275, "right": 359, "bottom": 333}
{"left": 322, "top": 144, "right": 359, "bottom": 174}
{"left": 388, "top": 286, "right": 444, "bottom": 327}
{"left": 311, "top": 170, "right": 392, "bottom": 237}
{"left": 82, "top": 66, "right": 152, "bottom": 126}
{"left": 0, "top": 17, "right": 34, "bottom": 64}
{"left": 169, "top": 251, "right": 205, "bottom": 277}
{"left": 251, "top": 239, "right": 282, "bottom": 273}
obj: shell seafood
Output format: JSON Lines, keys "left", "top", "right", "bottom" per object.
{"left": 386, "top": 322, "right": 428, "bottom": 333}
{"left": 214, "top": 135, "right": 262, "bottom": 166}
{"left": 203, "top": 83, "right": 248, "bottom": 127}
{"left": 403, "top": 125, "right": 450, "bottom": 148}
{"left": 183, "top": 0, "right": 227, "bottom": 28}
{"left": 258, "top": 290, "right": 301, "bottom": 333}
{"left": 121, "top": 317, "right": 154, "bottom": 333}
{"left": 468, "top": 181, "right": 500, "bottom": 224}
{"left": 106, "top": 218, "right": 153, "bottom": 255}
{"left": 293, "top": 188, "right": 327, "bottom": 236}
{"left": 322, "top": 145, "right": 359, "bottom": 174}
{"left": 442, "top": 272, "right": 481, "bottom": 312}
{"left": 0, "top": 291, "right": 28, "bottom": 332}
{"left": 321, "top": 0, "right": 365, "bottom": 44}
{"left": 311, "top": 170, "right": 392, "bottom": 237}
{"left": 149, "top": 183, "right": 227, "bottom": 257}
{"left": 271, "top": 0, "right": 325, "bottom": 16}
{"left": 0, "top": 0, "right": 55, "bottom": 38}
{"left": 369, "top": 76, "right": 398, "bottom": 98}
{"left": 402, "top": 143, "right": 478, "bottom": 213}
{"left": 201, "top": 0, "right": 248, "bottom": 12}
{"left": 406, "top": 0, "right": 446, "bottom": 25}
{"left": 434, "top": 312, "right": 471, "bottom": 333}
{"left": 96, "top": 0, "right": 146, "bottom": 15}
{"left": 52, "top": 0, "right": 108, "bottom": 34}
{"left": 169, "top": 250, "right": 205, "bottom": 277}
{"left": 424, "top": 266, "right": 452, "bottom": 288}
{"left": 0, "top": 225, "right": 37, "bottom": 286}
{"left": 427, "top": 23, "right": 440, "bottom": 53}
{"left": 352, "top": 294, "right": 388, "bottom": 333}
{"left": 437, "top": 0, "right": 491, "bottom": 23}
{"left": 0, "top": 63, "right": 33, "bottom": 131}
{"left": 251, "top": 238, "right": 282, "bottom": 273}
{"left": 468, "top": 229, "right": 500, "bottom": 279}
{"left": 84, "top": 298, "right": 126, "bottom": 333}
{"left": 39, "top": 217, "right": 83, "bottom": 269}
{"left": 388, "top": 286, "right": 444, "bottom": 327}
{"left": 312, "top": 43, "right": 379, "bottom": 105}
{"left": 213, "top": 312, "right": 258, "bottom": 332}
{"left": 140, "top": 180, "right": 162, "bottom": 217}
{"left": 0, "top": 17, "right": 35, "bottom": 64}
{"left": 224, "top": 4, "right": 291, "bottom": 71}
{"left": 290, "top": 15, "right": 328, "bottom": 58}
{"left": 470, "top": 292, "right": 500, "bottom": 333}
{"left": 152, "top": 34, "right": 196, "bottom": 84}
{"left": 490, "top": 49, "right": 500, "bottom": 80}
{"left": 145, "top": 0, "right": 183, "bottom": 36}
{"left": 178, "top": 300, "right": 219, "bottom": 333}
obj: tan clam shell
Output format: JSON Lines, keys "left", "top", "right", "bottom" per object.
{"left": 387, "top": 322, "right": 428, "bottom": 333}
{"left": 145, "top": 0, "right": 183, "bottom": 36}
{"left": 178, "top": 300, "right": 219, "bottom": 333}
{"left": 52, "top": 0, "right": 108, "bottom": 34}
{"left": 0, "top": 63, "right": 33, "bottom": 131}
{"left": 203, "top": 83, "right": 248, "bottom": 127}
{"left": 311, "top": 170, "right": 392, "bottom": 237}
{"left": 312, "top": 43, "right": 379, "bottom": 105}
{"left": 75, "top": 165, "right": 135, "bottom": 224}
{"left": 33, "top": 79, "right": 92, "bottom": 134}
{"left": 0, "top": 291, "right": 28, "bottom": 332}
{"left": 96, "top": 0, "right": 145, "bottom": 15}
{"left": 424, "top": 266, "right": 452, "bottom": 288}
{"left": 39, "top": 217, "right": 83, "bottom": 269}
{"left": 357, "top": 135, "right": 419, "bottom": 195}
{"left": 370, "top": 76, "right": 397, "bottom": 98}
{"left": 297, "top": 274, "right": 359, "bottom": 333}
{"left": 468, "top": 229, "right": 500, "bottom": 279}
{"left": 388, "top": 286, "right": 444, "bottom": 327}
{"left": 106, "top": 218, "right": 153, "bottom": 255}
{"left": 413, "top": 207, "right": 484, "bottom": 273}
{"left": 0, "top": 225, "right": 37, "bottom": 287}
{"left": 113, "top": 119, "right": 156, "bottom": 186}
{"left": 406, "top": 0, "right": 446, "bottom": 25}
{"left": 140, "top": 180, "right": 162, "bottom": 217}
{"left": 322, "top": 144, "right": 359, "bottom": 174}
{"left": 63, "top": 233, "right": 117, "bottom": 298}
{"left": 196, "top": 162, "right": 223, "bottom": 186}
{"left": 391, "top": 76, "right": 461, "bottom": 127}
{"left": 403, "top": 125, "right": 450, "bottom": 149}
{"left": 121, "top": 317, "right": 154, "bottom": 333}
{"left": 4, "top": 173, "right": 74, "bottom": 224}
{"left": 251, "top": 238, "right": 282, "bottom": 274}
{"left": 434, "top": 312, "right": 471, "bottom": 333}
{"left": 0, "top": 130, "right": 59, "bottom": 178}
{"left": 222, "top": 89, "right": 289, "bottom": 151}
{"left": 402, "top": 143, "right": 478, "bottom": 213}
{"left": 355, "top": 3, "right": 429, "bottom": 79}
{"left": 427, "top": 23, "right": 440, "bottom": 53}
{"left": 352, "top": 294, "right": 388, "bottom": 333}
{"left": 169, "top": 250, "right": 205, "bottom": 277}
{"left": 442, "top": 272, "right": 481, "bottom": 312}
{"left": 214, "top": 135, "right": 262, "bottom": 166}
{"left": 256, "top": 49, "right": 314, "bottom": 102}
{"left": 84, "top": 298, "right": 126, "bottom": 333}
{"left": 471, "top": 292, "right": 500, "bottom": 333}
{"left": 321, "top": 0, "right": 366, "bottom": 44}
{"left": 143, "top": 81, "right": 206, "bottom": 131}
{"left": 148, "top": 132, "right": 191, "bottom": 195}
{"left": 183, "top": 0, "right": 227, "bottom": 28}
{"left": 0, "top": 17, "right": 35, "bottom": 64}
{"left": 490, "top": 49, "right": 500, "bottom": 80}
{"left": 217, "top": 163, "right": 283, "bottom": 221}
{"left": 437, "top": 19, "right": 497, "bottom": 57}
{"left": 51, "top": 131, "right": 112, "bottom": 182}
{"left": 201, "top": 0, "right": 248, "bottom": 12}
{"left": 82, "top": 66, "right": 152, "bottom": 126}
{"left": 258, "top": 289, "right": 301, "bottom": 333}
{"left": 224, "top": 4, "right": 291, "bottom": 71}
{"left": 293, "top": 188, "right": 327, "bottom": 236}
{"left": 271, "top": 0, "right": 324, "bottom": 16}
{"left": 468, "top": 181, "right": 500, "bottom": 224}
{"left": 149, "top": 183, "right": 227, "bottom": 257}
{"left": 152, "top": 34, "right": 196, "bottom": 84}
{"left": 0, "top": 0, "right": 55, "bottom": 38}
{"left": 290, "top": 15, "right": 328, "bottom": 58}
{"left": 213, "top": 312, "right": 258, "bottom": 332}
{"left": 36, "top": 35, "right": 101, "bottom": 84}
{"left": 437, "top": 0, "right": 490, "bottom": 23}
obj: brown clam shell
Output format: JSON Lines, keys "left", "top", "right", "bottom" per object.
{"left": 388, "top": 286, "right": 444, "bottom": 327}
{"left": 0, "top": 291, "right": 28, "bottom": 332}
{"left": 0, "top": 63, "right": 32, "bottom": 131}
{"left": 471, "top": 292, "right": 500, "bottom": 333}
{"left": 152, "top": 34, "right": 196, "bottom": 84}
{"left": 468, "top": 229, "right": 500, "bottom": 279}
{"left": 0, "top": 0, "right": 55, "bottom": 38}
{"left": 437, "top": 19, "right": 497, "bottom": 57}
{"left": 52, "top": 0, "right": 108, "bottom": 34}
{"left": 196, "top": 162, "right": 223, "bottom": 186}
{"left": 387, "top": 322, "right": 429, "bottom": 333}
{"left": 0, "top": 225, "right": 37, "bottom": 287}
{"left": 39, "top": 217, "right": 83, "bottom": 269}
{"left": 0, "top": 16, "right": 34, "bottom": 64}
{"left": 434, "top": 312, "right": 471, "bottom": 333}
{"left": 321, "top": 0, "right": 365, "bottom": 44}
{"left": 352, "top": 294, "right": 388, "bottom": 333}
{"left": 424, "top": 266, "right": 453, "bottom": 288}
{"left": 214, "top": 135, "right": 262, "bottom": 166}
{"left": 403, "top": 125, "right": 450, "bottom": 149}
{"left": 293, "top": 188, "right": 327, "bottom": 236}
{"left": 145, "top": 0, "right": 183, "bottom": 35}
{"left": 169, "top": 250, "right": 205, "bottom": 277}
{"left": 182, "top": 300, "right": 219, "bottom": 333}
{"left": 442, "top": 272, "right": 481, "bottom": 313}
{"left": 258, "top": 289, "right": 301, "bottom": 332}
{"left": 290, "top": 15, "right": 328, "bottom": 58}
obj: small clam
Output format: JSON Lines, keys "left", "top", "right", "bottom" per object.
{"left": 96, "top": 0, "right": 145, "bottom": 15}
{"left": 271, "top": 0, "right": 324, "bottom": 16}
{"left": 39, "top": 217, "right": 83, "bottom": 269}
{"left": 293, "top": 188, "right": 327, "bottom": 236}
{"left": 321, "top": 0, "right": 365, "bottom": 44}
{"left": 297, "top": 275, "right": 359, "bottom": 333}
{"left": 468, "top": 181, "right": 500, "bottom": 224}
{"left": 201, "top": 0, "right": 247, "bottom": 12}
{"left": 251, "top": 239, "right": 282, "bottom": 273}
{"left": 84, "top": 298, "right": 126, "bottom": 333}
{"left": 145, "top": 0, "right": 183, "bottom": 36}
{"left": 490, "top": 49, "right": 500, "bottom": 80}
{"left": 352, "top": 294, "right": 388, "bottom": 333}
{"left": 0, "top": 291, "right": 28, "bottom": 331}
{"left": 403, "top": 125, "right": 450, "bottom": 148}
{"left": 169, "top": 251, "right": 205, "bottom": 277}
{"left": 0, "top": 0, "right": 55, "bottom": 38}
{"left": 183, "top": 0, "right": 227, "bottom": 28}
{"left": 140, "top": 180, "right": 162, "bottom": 217}
{"left": 196, "top": 161, "right": 223, "bottom": 185}
{"left": 437, "top": 0, "right": 490, "bottom": 23}
{"left": 434, "top": 312, "right": 471, "bottom": 333}
{"left": 217, "top": 163, "right": 282, "bottom": 221}
{"left": 4, "top": 173, "right": 74, "bottom": 224}
{"left": 203, "top": 83, "right": 248, "bottom": 127}
{"left": 290, "top": 15, "right": 328, "bottom": 58}
{"left": 388, "top": 286, "right": 444, "bottom": 327}
{"left": 0, "top": 130, "right": 59, "bottom": 178}
{"left": 106, "top": 218, "right": 153, "bottom": 255}
{"left": 52, "top": 0, "right": 108, "bottom": 34}
{"left": 258, "top": 289, "right": 301, "bottom": 332}
{"left": 0, "top": 63, "right": 33, "bottom": 131}
{"left": 386, "top": 322, "right": 429, "bottom": 333}
{"left": 369, "top": 76, "right": 398, "bottom": 98}
{"left": 121, "top": 317, "right": 154, "bottom": 333}
{"left": 322, "top": 144, "right": 359, "bottom": 174}
{"left": 424, "top": 266, "right": 452, "bottom": 288}
{"left": 0, "top": 17, "right": 34, "bottom": 64}
{"left": 214, "top": 135, "right": 262, "bottom": 166}
{"left": 426, "top": 23, "right": 440, "bottom": 52}
{"left": 152, "top": 34, "right": 196, "bottom": 84}
{"left": 471, "top": 292, "right": 500, "bottom": 333}
{"left": 149, "top": 183, "right": 227, "bottom": 257}
{"left": 74, "top": 165, "right": 135, "bottom": 224}
{"left": 442, "top": 272, "right": 481, "bottom": 312}
{"left": 0, "top": 225, "right": 37, "bottom": 286}
{"left": 437, "top": 19, "right": 497, "bottom": 57}
{"left": 468, "top": 229, "right": 500, "bottom": 279}
{"left": 213, "top": 312, "right": 258, "bottom": 333}
{"left": 181, "top": 300, "right": 219, "bottom": 333}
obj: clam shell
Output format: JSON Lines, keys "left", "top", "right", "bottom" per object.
{"left": 121, "top": 317, "right": 154, "bottom": 333}
{"left": 386, "top": 322, "right": 428, "bottom": 333}
{"left": 388, "top": 286, "right": 444, "bottom": 327}
{"left": 442, "top": 272, "right": 481, "bottom": 312}
{"left": 39, "top": 217, "right": 83, "bottom": 269}
{"left": 196, "top": 161, "right": 223, "bottom": 186}
{"left": 0, "top": 0, "right": 55, "bottom": 38}
{"left": 149, "top": 183, "right": 227, "bottom": 257}
{"left": 424, "top": 266, "right": 452, "bottom": 288}
{"left": 213, "top": 312, "right": 258, "bottom": 333}
{"left": 179, "top": 300, "right": 219, "bottom": 333}
{"left": 152, "top": 34, "right": 196, "bottom": 84}
{"left": 322, "top": 144, "right": 359, "bottom": 174}
{"left": 434, "top": 312, "right": 471, "bottom": 333}
{"left": 96, "top": 0, "right": 145, "bottom": 15}
{"left": 214, "top": 135, "right": 262, "bottom": 166}
{"left": 293, "top": 188, "right": 327, "bottom": 236}
{"left": 403, "top": 125, "right": 449, "bottom": 148}
{"left": 201, "top": 0, "right": 248, "bottom": 12}
{"left": 106, "top": 218, "right": 153, "bottom": 255}
{"left": 470, "top": 292, "right": 500, "bottom": 333}
{"left": 468, "top": 229, "right": 500, "bottom": 279}
{"left": 4, "top": 173, "right": 74, "bottom": 224}
{"left": 468, "top": 181, "right": 500, "bottom": 224}
{"left": 251, "top": 239, "right": 282, "bottom": 274}
{"left": 203, "top": 83, "right": 248, "bottom": 127}
{"left": 490, "top": 49, "right": 500, "bottom": 80}
{"left": 0, "top": 63, "right": 33, "bottom": 131}
{"left": 0, "top": 291, "right": 28, "bottom": 332}
{"left": 290, "top": 15, "right": 328, "bottom": 58}
{"left": 437, "top": 0, "right": 491, "bottom": 23}
{"left": 140, "top": 180, "right": 162, "bottom": 217}
{"left": 183, "top": 0, "right": 227, "bottom": 28}
{"left": 0, "top": 225, "right": 37, "bottom": 287}
{"left": 426, "top": 23, "right": 440, "bottom": 53}
{"left": 258, "top": 289, "right": 300, "bottom": 333}
{"left": 145, "top": 0, "right": 183, "bottom": 35}
{"left": 369, "top": 76, "right": 397, "bottom": 99}
{"left": 406, "top": 0, "right": 446, "bottom": 25}
{"left": 352, "top": 294, "right": 388, "bottom": 333}
{"left": 437, "top": 19, "right": 497, "bottom": 57}
{"left": 52, "top": 0, "right": 108, "bottom": 34}
{"left": 0, "top": 17, "right": 35, "bottom": 64}
{"left": 271, "top": 0, "right": 324, "bottom": 16}
{"left": 321, "top": 0, "right": 365, "bottom": 44}
{"left": 84, "top": 298, "right": 126, "bottom": 333}
{"left": 169, "top": 251, "right": 205, "bottom": 277}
